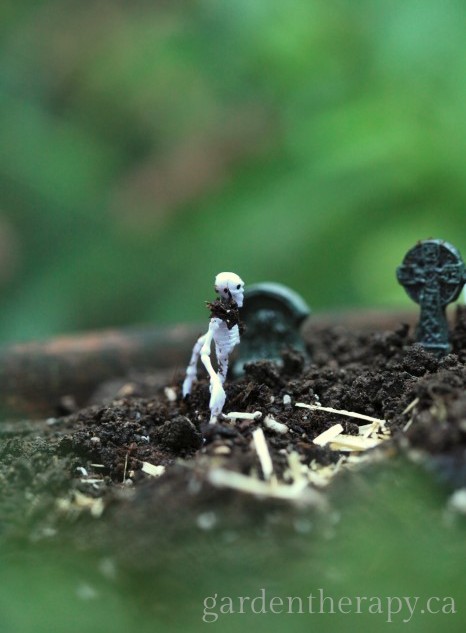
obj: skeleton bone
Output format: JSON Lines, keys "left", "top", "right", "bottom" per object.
{"left": 183, "top": 272, "right": 244, "bottom": 423}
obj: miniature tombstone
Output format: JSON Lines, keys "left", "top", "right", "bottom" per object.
{"left": 232, "top": 282, "right": 311, "bottom": 376}
{"left": 396, "top": 239, "right": 466, "bottom": 356}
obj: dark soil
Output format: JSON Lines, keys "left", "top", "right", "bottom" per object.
{"left": 1, "top": 308, "right": 466, "bottom": 557}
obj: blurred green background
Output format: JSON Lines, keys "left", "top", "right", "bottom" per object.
{"left": 1, "top": 4, "right": 465, "bottom": 632}
{"left": 0, "top": 0, "right": 465, "bottom": 343}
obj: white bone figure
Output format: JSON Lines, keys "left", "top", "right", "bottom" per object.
{"left": 183, "top": 272, "right": 245, "bottom": 423}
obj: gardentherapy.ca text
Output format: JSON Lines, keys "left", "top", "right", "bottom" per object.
{"left": 202, "top": 588, "right": 456, "bottom": 623}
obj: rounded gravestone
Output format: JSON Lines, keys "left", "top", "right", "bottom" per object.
{"left": 232, "top": 282, "right": 311, "bottom": 377}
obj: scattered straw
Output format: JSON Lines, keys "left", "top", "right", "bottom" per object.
{"left": 359, "top": 420, "right": 386, "bottom": 438}
{"left": 296, "top": 403, "right": 385, "bottom": 425}
{"left": 263, "top": 415, "right": 289, "bottom": 435}
{"left": 402, "top": 397, "right": 420, "bottom": 416}
{"left": 122, "top": 451, "right": 129, "bottom": 484}
{"left": 57, "top": 491, "right": 105, "bottom": 518}
{"left": 79, "top": 478, "right": 105, "bottom": 485}
{"left": 287, "top": 451, "right": 307, "bottom": 485}
{"left": 164, "top": 387, "right": 177, "bottom": 402}
{"left": 207, "top": 468, "right": 325, "bottom": 507}
{"left": 313, "top": 423, "right": 344, "bottom": 447}
{"left": 403, "top": 418, "right": 414, "bottom": 432}
{"left": 141, "top": 462, "right": 166, "bottom": 478}
{"left": 402, "top": 397, "right": 420, "bottom": 432}
{"left": 212, "top": 445, "right": 231, "bottom": 456}
{"left": 329, "top": 434, "right": 383, "bottom": 452}
{"left": 252, "top": 427, "right": 274, "bottom": 481}
{"left": 225, "top": 411, "right": 262, "bottom": 421}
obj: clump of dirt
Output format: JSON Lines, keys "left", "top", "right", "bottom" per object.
{"left": 1, "top": 309, "right": 466, "bottom": 548}
{"left": 207, "top": 297, "right": 244, "bottom": 333}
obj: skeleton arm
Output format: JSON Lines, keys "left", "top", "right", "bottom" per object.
{"left": 199, "top": 322, "right": 217, "bottom": 385}
{"left": 182, "top": 332, "right": 207, "bottom": 397}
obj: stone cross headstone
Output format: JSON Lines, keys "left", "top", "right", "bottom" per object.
{"left": 232, "top": 282, "right": 311, "bottom": 376}
{"left": 397, "top": 239, "right": 466, "bottom": 355}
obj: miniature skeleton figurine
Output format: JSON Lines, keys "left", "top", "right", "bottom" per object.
{"left": 183, "top": 272, "right": 245, "bottom": 423}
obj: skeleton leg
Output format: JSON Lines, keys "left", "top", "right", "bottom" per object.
{"left": 203, "top": 345, "right": 231, "bottom": 422}
{"left": 200, "top": 327, "right": 226, "bottom": 423}
{"left": 208, "top": 378, "right": 226, "bottom": 422}
{"left": 182, "top": 333, "right": 207, "bottom": 397}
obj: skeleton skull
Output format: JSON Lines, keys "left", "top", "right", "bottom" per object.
{"left": 214, "top": 272, "right": 245, "bottom": 307}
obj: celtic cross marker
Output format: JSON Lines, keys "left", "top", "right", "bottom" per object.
{"left": 397, "top": 239, "right": 466, "bottom": 355}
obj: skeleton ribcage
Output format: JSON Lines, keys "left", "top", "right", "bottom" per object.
{"left": 213, "top": 320, "right": 240, "bottom": 354}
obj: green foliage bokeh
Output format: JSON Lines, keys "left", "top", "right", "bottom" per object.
{"left": 0, "top": 0, "right": 465, "bottom": 342}
{"left": 0, "top": 6, "right": 465, "bottom": 633}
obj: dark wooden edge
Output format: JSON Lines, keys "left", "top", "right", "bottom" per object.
{"left": 0, "top": 308, "right": 436, "bottom": 419}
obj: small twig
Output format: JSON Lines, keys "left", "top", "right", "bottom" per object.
{"left": 402, "top": 397, "right": 420, "bottom": 432}
{"left": 122, "top": 451, "right": 129, "bottom": 484}
{"left": 403, "top": 418, "right": 414, "bottom": 432}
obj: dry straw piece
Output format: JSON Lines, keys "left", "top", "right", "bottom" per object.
{"left": 141, "top": 462, "right": 166, "bottom": 478}
{"left": 312, "top": 423, "right": 344, "bottom": 446}
{"left": 225, "top": 411, "right": 262, "bottom": 420}
{"left": 252, "top": 427, "right": 274, "bottom": 481}
{"left": 206, "top": 468, "right": 326, "bottom": 508}
{"left": 295, "top": 402, "right": 386, "bottom": 425}
{"left": 263, "top": 415, "right": 289, "bottom": 434}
